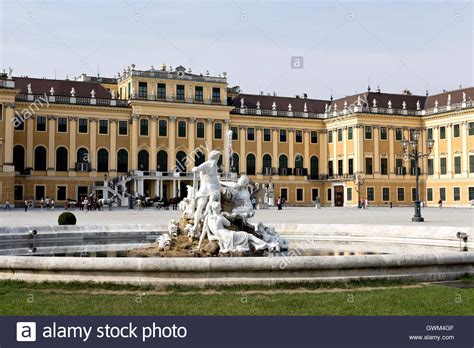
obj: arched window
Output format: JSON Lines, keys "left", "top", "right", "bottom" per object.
{"left": 295, "top": 154, "right": 304, "bottom": 169}
{"left": 263, "top": 154, "right": 272, "bottom": 169}
{"left": 195, "top": 151, "right": 205, "bottom": 167}
{"left": 279, "top": 154, "right": 288, "bottom": 169}
{"left": 157, "top": 150, "right": 168, "bottom": 172}
{"left": 176, "top": 151, "right": 187, "bottom": 172}
{"left": 138, "top": 149, "right": 149, "bottom": 171}
{"left": 246, "top": 154, "right": 256, "bottom": 175}
{"left": 77, "top": 148, "right": 88, "bottom": 163}
{"left": 97, "top": 149, "right": 109, "bottom": 172}
{"left": 34, "top": 146, "right": 47, "bottom": 171}
{"left": 117, "top": 149, "right": 128, "bottom": 172}
{"left": 56, "top": 147, "right": 68, "bottom": 171}
{"left": 13, "top": 145, "right": 25, "bottom": 172}
{"left": 310, "top": 156, "right": 319, "bottom": 178}
{"left": 231, "top": 153, "right": 239, "bottom": 173}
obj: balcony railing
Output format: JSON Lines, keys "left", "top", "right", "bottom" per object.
{"left": 131, "top": 94, "right": 227, "bottom": 105}
{"left": 16, "top": 94, "right": 128, "bottom": 107}
{"left": 75, "top": 162, "right": 91, "bottom": 172}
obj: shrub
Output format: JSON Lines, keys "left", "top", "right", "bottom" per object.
{"left": 58, "top": 212, "right": 77, "bottom": 225}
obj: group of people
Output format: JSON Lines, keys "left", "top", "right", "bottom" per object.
{"left": 358, "top": 198, "right": 369, "bottom": 209}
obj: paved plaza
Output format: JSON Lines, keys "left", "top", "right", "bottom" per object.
{"left": 0, "top": 206, "right": 472, "bottom": 228}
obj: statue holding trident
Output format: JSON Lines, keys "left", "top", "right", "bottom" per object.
{"left": 189, "top": 149, "right": 222, "bottom": 238}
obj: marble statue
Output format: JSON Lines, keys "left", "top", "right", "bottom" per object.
{"left": 50, "top": 87, "right": 55, "bottom": 96}
{"left": 416, "top": 100, "right": 420, "bottom": 110}
{"left": 223, "top": 175, "right": 255, "bottom": 221}
{"left": 27, "top": 83, "right": 32, "bottom": 94}
{"left": 256, "top": 222, "right": 289, "bottom": 251}
{"left": 91, "top": 89, "right": 96, "bottom": 98}
{"left": 387, "top": 100, "right": 392, "bottom": 109}
{"left": 178, "top": 185, "right": 195, "bottom": 219}
{"left": 70, "top": 87, "right": 76, "bottom": 97}
{"left": 156, "top": 233, "right": 171, "bottom": 251}
{"left": 167, "top": 219, "right": 179, "bottom": 238}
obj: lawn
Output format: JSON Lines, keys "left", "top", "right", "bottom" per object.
{"left": 0, "top": 278, "right": 472, "bottom": 316}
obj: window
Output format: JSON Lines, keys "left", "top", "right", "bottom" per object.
{"left": 439, "top": 187, "right": 446, "bottom": 201}
{"left": 380, "top": 127, "right": 387, "bottom": 140}
{"left": 127, "top": 82, "right": 131, "bottom": 98}
{"left": 365, "top": 126, "right": 372, "bottom": 139}
{"left": 36, "top": 116, "right": 46, "bottom": 131}
{"left": 296, "top": 188, "right": 304, "bottom": 201}
{"left": 34, "top": 146, "right": 47, "bottom": 171}
{"left": 396, "top": 158, "right": 403, "bottom": 174}
{"left": 178, "top": 121, "right": 186, "bottom": 137}
{"left": 381, "top": 158, "right": 388, "bottom": 175}
{"left": 327, "top": 188, "right": 332, "bottom": 201}
{"left": 328, "top": 130, "right": 333, "bottom": 143}
{"left": 214, "top": 123, "right": 222, "bottom": 139}
{"left": 440, "top": 157, "right": 447, "bottom": 175}
{"left": 77, "top": 148, "right": 88, "bottom": 164}
{"left": 337, "top": 128, "right": 342, "bottom": 142}
{"left": 247, "top": 128, "right": 255, "bottom": 141}
{"left": 347, "top": 187, "right": 352, "bottom": 201}
{"left": 117, "top": 149, "right": 128, "bottom": 172}
{"left": 99, "top": 120, "right": 108, "bottom": 134}
{"left": 427, "top": 158, "right": 434, "bottom": 175}
{"left": 411, "top": 187, "right": 417, "bottom": 202}
{"left": 311, "top": 188, "right": 319, "bottom": 201}
{"left": 294, "top": 130, "right": 302, "bottom": 143}
{"left": 347, "top": 127, "right": 353, "bottom": 140}
{"left": 176, "top": 85, "right": 185, "bottom": 100}
{"left": 138, "top": 150, "right": 149, "bottom": 171}
{"left": 57, "top": 186, "right": 67, "bottom": 201}
{"left": 281, "top": 188, "right": 288, "bottom": 201}
{"left": 469, "top": 122, "right": 474, "bottom": 136}
{"left": 295, "top": 155, "right": 304, "bottom": 169}
{"left": 231, "top": 126, "right": 238, "bottom": 140}
{"left": 138, "top": 82, "right": 147, "bottom": 98}
{"left": 157, "top": 83, "right": 166, "bottom": 99}
{"left": 427, "top": 188, "right": 433, "bottom": 201}
{"left": 157, "top": 150, "right": 168, "bottom": 172}
{"left": 382, "top": 188, "right": 390, "bottom": 202}
{"left": 328, "top": 160, "right": 333, "bottom": 176}
{"left": 176, "top": 151, "right": 187, "bottom": 172}
{"left": 140, "top": 119, "right": 148, "bottom": 136}
{"left": 212, "top": 87, "right": 220, "bottom": 103}
{"left": 337, "top": 159, "right": 343, "bottom": 175}
{"left": 14, "top": 185, "right": 23, "bottom": 201}
{"left": 195, "top": 86, "right": 203, "bottom": 101}
{"left": 348, "top": 158, "right": 354, "bottom": 175}
{"left": 397, "top": 188, "right": 405, "bottom": 201}
{"left": 119, "top": 120, "right": 128, "bottom": 135}
{"left": 280, "top": 129, "right": 287, "bottom": 142}
{"left": 367, "top": 187, "right": 374, "bottom": 201}
{"left": 35, "top": 185, "right": 45, "bottom": 200}
{"left": 78, "top": 118, "right": 88, "bottom": 133}
{"left": 197, "top": 122, "right": 205, "bottom": 138}
{"left": 246, "top": 154, "right": 256, "bottom": 175}
{"left": 157, "top": 120, "right": 166, "bottom": 137}
{"left": 395, "top": 128, "right": 402, "bottom": 141}
{"left": 56, "top": 147, "right": 68, "bottom": 171}
{"left": 453, "top": 124, "right": 460, "bottom": 138}
{"left": 97, "top": 149, "right": 109, "bottom": 172}
{"left": 263, "top": 154, "right": 272, "bottom": 173}
{"left": 311, "top": 131, "right": 318, "bottom": 143}
{"left": 470, "top": 155, "right": 474, "bottom": 173}
{"left": 453, "top": 187, "right": 460, "bottom": 201}
{"left": 13, "top": 145, "right": 25, "bottom": 172}
{"left": 427, "top": 128, "right": 433, "bottom": 140}
{"left": 264, "top": 128, "right": 271, "bottom": 142}
{"left": 440, "top": 126, "right": 446, "bottom": 139}
{"left": 310, "top": 156, "right": 319, "bottom": 178}
{"left": 454, "top": 156, "right": 461, "bottom": 174}
{"left": 14, "top": 118, "right": 24, "bottom": 130}
{"left": 469, "top": 187, "right": 474, "bottom": 201}
{"left": 365, "top": 157, "right": 373, "bottom": 175}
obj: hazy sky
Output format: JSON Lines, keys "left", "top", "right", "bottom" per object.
{"left": 1, "top": 0, "right": 472, "bottom": 99}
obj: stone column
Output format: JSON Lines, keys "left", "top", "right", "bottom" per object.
{"left": 433, "top": 126, "right": 439, "bottom": 177}
{"left": 2, "top": 103, "right": 15, "bottom": 172}
{"left": 288, "top": 129, "right": 295, "bottom": 170}
{"left": 461, "top": 121, "right": 468, "bottom": 177}
{"left": 357, "top": 125, "right": 364, "bottom": 173}
{"left": 187, "top": 118, "right": 196, "bottom": 170}
{"left": 239, "top": 127, "right": 246, "bottom": 173}
{"left": 168, "top": 116, "right": 176, "bottom": 171}
{"left": 223, "top": 119, "right": 230, "bottom": 173}
{"left": 332, "top": 129, "right": 337, "bottom": 172}
{"left": 319, "top": 130, "right": 327, "bottom": 175}
{"left": 68, "top": 117, "right": 77, "bottom": 173}
{"left": 303, "top": 129, "right": 310, "bottom": 170}
{"left": 110, "top": 119, "right": 117, "bottom": 172}
{"left": 388, "top": 127, "right": 395, "bottom": 175}
{"left": 256, "top": 126, "right": 263, "bottom": 174}
{"left": 342, "top": 127, "right": 347, "bottom": 173}
{"left": 47, "top": 116, "right": 56, "bottom": 173}
{"left": 447, "top": 124, "right": 452, "bottom": 177}
{"left": 89, "top": 118, "right": 97, "bottom": 174}
{"left": 272, "top": 128, "right": 278, "bottom": 172}
{"left": 420, "top": 127, "right": 426, "bottom": 176}
{"left": 373, "top": 126, "right": 380, "bottom": 174}
{"left": 26, "top": 117, "right": 34, "bottom": 170}
{"left": 131, "top": 114, "right": 139, "bottom": 171}
{"left": 150, "top": 116, "right": 157, "bottom": 171}
{"left": 205, "top": 118, "right": 213, "bottom": 151}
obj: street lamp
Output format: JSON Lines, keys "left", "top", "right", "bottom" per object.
{"left": 353, "top": 172, "right": 366, "bottom": 208}
{"left": 400, "top": 130, "right": 434, "bottom": 222}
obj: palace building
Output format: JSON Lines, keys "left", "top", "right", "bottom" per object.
{"left": 0, "top": 64, "right": 473, "bottom": 207}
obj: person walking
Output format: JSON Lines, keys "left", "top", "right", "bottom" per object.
{"left": 24, "top": 200, "right": 28, "bottom": 212}
{"left": 438, "top": 199, "right": 443, "bottom": 209}
{"left": 4, "top": 199, "right": 11, "bottom": 211}
{"left": 251, "top": 197, "right": 257, "bottom": 210}
{"left": 365, "top": 198, "right": 369, "bottom": 209}
{"left": 51, "top": 199, "right": 55, "bottom": 211}
{"left": 277, "top": 196, "right": 282, "bottom": 210}
{"left": 40, "top": 197, "right": 44, "bottom": 211}
{"left": 45, "top": 196, "right": 50, "bottom": 209}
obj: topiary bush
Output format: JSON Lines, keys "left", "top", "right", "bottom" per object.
{"left": 58, "top": 212, "right": 77, "bottom": 225}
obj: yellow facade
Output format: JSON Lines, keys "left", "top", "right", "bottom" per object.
{"left": 0, "top": 67, "right": 473, "bottom": 207}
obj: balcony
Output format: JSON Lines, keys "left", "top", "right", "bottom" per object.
{"left": 76, "top": 162, "right": 91, "bottom": 172}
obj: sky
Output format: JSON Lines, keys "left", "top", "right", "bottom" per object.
{"left": 0, "top": 0, "right": 472, "bottom": 99}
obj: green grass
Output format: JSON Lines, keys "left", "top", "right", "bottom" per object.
{"left": 0, "top": 279, "right": 472, "bottom": 316}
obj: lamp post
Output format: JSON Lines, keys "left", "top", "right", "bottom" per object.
{"left": 400, "top": 130, "right": 435, "bottom": 222}
{"left": 353, "top": 172, "right": 366, "bottom": 208}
